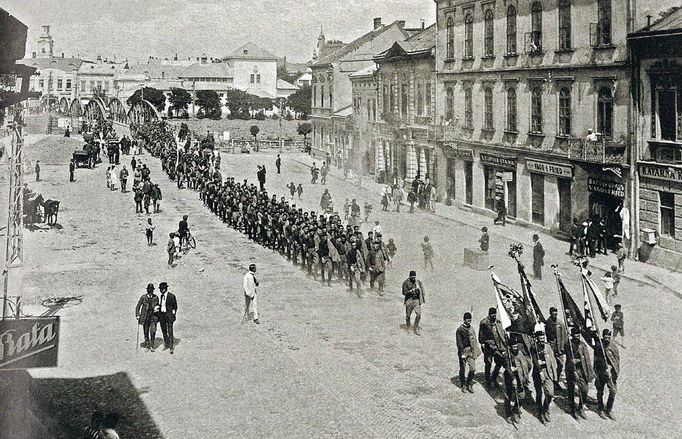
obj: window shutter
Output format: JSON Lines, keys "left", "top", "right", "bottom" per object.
{"left": 590, "top": 23, "right": 598, "bottom": 47}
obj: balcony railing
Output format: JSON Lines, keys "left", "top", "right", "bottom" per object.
{"left": 568, "top": 138, "right": 626, "bottom": 164}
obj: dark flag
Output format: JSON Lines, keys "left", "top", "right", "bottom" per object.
{"left": 558, "top": 275, "right": 590, "bottom": 340}
{"left": 519, "top": 268, "right": 546, "bottom": 323}
{"left": 492, "top": 273, "right": 538, "bottom": 335}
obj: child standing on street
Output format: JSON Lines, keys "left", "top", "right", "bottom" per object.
{"left": 167, "top": 233, "right": 175, "bottom": 265}
{"left": 146, "top": 218, "right": 155, "bottom": 245}
{"left": 387, "top": 238, "right": 397, "bottom": 267}
{"left": 611, "top": 265, "right": 621, "bottom": 297}
{"left": 601, "top": 271, "right": 615, "bottom": 304}
{"left": 297, "top": 183, "right": 304, "bottom": 199}
{"left": 611, "top": 304, "right": 625, "bottom": 347}
{"left": 421, "top": 236, "right": 434, "bottom": 270}
{"left": 616, "top": 242, "right": 626, "bottom": 273}
{"left": 343, "top": 199, "right": 350, "bottom": 220}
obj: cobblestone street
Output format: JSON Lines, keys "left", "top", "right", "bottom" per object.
{"left": 12, "top": 133, "right": 682, "bottom": 438}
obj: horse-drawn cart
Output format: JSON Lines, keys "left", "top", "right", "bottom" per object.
{"left": 72, "top": 150, "right": 93, "bottom": 168}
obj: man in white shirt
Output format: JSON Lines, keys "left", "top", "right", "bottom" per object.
{"left": 243, "top": 263, "right": 260, "bottom": 324}
{"left": 373, "top": 221, "right": 383, "bottom": 236}
{"left": 158, "top": 282, "right": 178, "bottom": 354}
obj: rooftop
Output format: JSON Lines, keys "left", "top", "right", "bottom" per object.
{"left": 225, "top": 43, "right": 279, "bottom": 61}
{"left": 19, "top": 57, "right": 82, "bottom": 72}
{"left": 178, "top": 62, "right": 232, "bottom": 79}
{"left": 277, "top": 79, "right": 299, "bottom": 90}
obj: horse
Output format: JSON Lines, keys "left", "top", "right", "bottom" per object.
{"left": 24, "top": 193, "right": 45, "bottom": 224}
{"left": 43, "top": 199, "right": 60, "bottom": 226}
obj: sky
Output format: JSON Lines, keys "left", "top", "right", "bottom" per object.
{"left": 1, "top": 0, "right": 679, "bottom": 64}
{"left": 1, "top": 0, "right": 435, "bottom": 63}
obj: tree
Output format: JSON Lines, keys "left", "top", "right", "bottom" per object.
{"left": 196, "top": 90, "right": 222, "bottom": 119}
{"left": 288, "top": 85, "right": 311, "bottom": 119}
{"left": 297, "top": 122, "right": 312, "bottom": 147}
{"left": 126, "top": 87, "right": 167, "bottom": 112}
{"left": 169, "top": 88, "right": 192, "bottom": 118}
{"left": 250, "top": 125, "right": 260, "bottom": 151}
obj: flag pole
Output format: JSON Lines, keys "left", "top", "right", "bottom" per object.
{"left": 553, "top": 265, "right": 577, "bottom": 372}
{"left": 509, "top": 244, "right": 541, "bottom": 366}
{"left": 581, "top": 269, "right": 607, "bottom": 357}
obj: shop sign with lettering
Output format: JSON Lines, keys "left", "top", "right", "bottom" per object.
{"left": 480, "top": 153, "right": 516, "bottom": 170}
{"left": 639, "top": 162, "right": 682, "bottom": 183}
{"left": 587, "top": 177, "right": 625, "bottom": 198}
{"left": 526, "top": 159, "right": 573, "bottom": 178}
{"left": 442, "top": 142, "right": 474, "bottom": 161}
{"left": 0, "top": 317, "right": 60, "bottom": 369}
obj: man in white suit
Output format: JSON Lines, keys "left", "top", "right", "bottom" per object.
{"left": 243, "top": 263, "right": 260, "bottom": 324}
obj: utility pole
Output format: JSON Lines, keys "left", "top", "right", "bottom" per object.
{"left": 3, "top": 123, "right": 24, "bottom": 319}
{"left": 192, "top": 81, "right": 196, "bottom": 118}
{"left": 46, "top": 71, "right": 53, "bottom": 133}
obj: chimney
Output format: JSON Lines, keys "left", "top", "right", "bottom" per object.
{"left": 174, "top": 53, "right": 178, "bottom": 61}
{"left": 32, "top": 52, "right": 36, "bottom": 58}
{"left": 373, "top": 18, "right": 382, "bottom": 30}
{"left": 96, "top": 55, "right": 102, "bottom": 62}
{"left": 647, "top": 14, "right": 652, "bottom": 30}
{"left": 61, "top": 52, "right": 64, "bottom": 58}
{"left": 421, "top": 19, "right": 425, "bottom": 29}
{"left": 397, "top": 20, "right": 406, "bottom": 28}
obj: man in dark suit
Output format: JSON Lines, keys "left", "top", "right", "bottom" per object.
{"left": 136, "top": 283, "right": 160, "bottom": 351}
{"left": 532, "top": 234, "right": 545, "bottom": 279}
{"left": 157, "top": 282, "right": 178, "bottom": 354}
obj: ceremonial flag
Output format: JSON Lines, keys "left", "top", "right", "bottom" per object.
{"left": 558, "top": 275, "right": 590, "bottom": 340}
{"left": 518, "top": 267, "right": 546, "bottom": 324}
{"left": 491, "top": 272, "right": 536, "bottom": 334}
{"left": 581, "top": 272, "right": 611, "bottom": 321}
{"left": 492, "top": 273, "right": 512, "bottom": 330}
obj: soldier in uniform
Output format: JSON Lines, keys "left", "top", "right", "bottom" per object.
{"left": 478, "top": 307, "right": 506, "bottom": 388}
{"left": 531, "top": 330, "right": 558, "bottom": 423}
{"left": 135, "top": 283, "right": 160, "bottom": 351}
{"left": 593, "top": 328, "right": 620, "bottom": 420}
{"left": 566, "top": 326, "right": 595, "bottom": 419}
{"left": 502, "top": 342, "right": 532, "bottom": 423}
{"left": 456, "top": 312, "right": 481, "bottom": 393}
{"left": 545, "top": 306, "right": 568, "bottom": 391}
{"left": 401, "top": 271, "right": 425, "bottom": 335}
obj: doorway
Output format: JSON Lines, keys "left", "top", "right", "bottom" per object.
{"left": 558, "top": 178, "right": 572, "bottom": 232}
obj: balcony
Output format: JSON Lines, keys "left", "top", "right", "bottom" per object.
{"left": 568, "top": 138, "right": 626, "bottom": 164}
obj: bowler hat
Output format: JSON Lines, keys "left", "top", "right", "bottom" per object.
{"left": 159, "top": 282, "right": 168, "bottom": 290}
{"left": 146, "top": 283, "right": 155, "bottom": 291}
{"left": 409, "top": 270, "right": 416, "bottom": 277}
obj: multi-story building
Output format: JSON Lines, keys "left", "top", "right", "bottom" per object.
{"left": 434, "top": 0, "right": 636, "bottom": 244}
{"left": 310, "top": 18, "right": 411, "bottom": 162}
{"left": 223, "top": 43, "right": 279, "bottom": 99}
{"left": 630, "top": 9, "right": 682, "bottom": 269}
{"left": 77, "top": 57, "right": 125, "bottom": 99}
{"left": 349, "top": 65, "right": 378, "bottom": 175}
{"left": 373, "top": 24, "right": 438, "bottom": 187}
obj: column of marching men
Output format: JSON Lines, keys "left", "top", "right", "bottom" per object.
{"left": 131, "top": 122, "right": 622, "bottom": 427}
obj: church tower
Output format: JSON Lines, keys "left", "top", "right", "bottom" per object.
{"left": 312, "top": 26, "right": 325, "bottom": 61}
{"left": 38, "top": 25, "right": 54, "bottom": 58}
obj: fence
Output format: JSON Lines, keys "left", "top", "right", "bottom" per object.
{"left": 218, "top": 138, "right": 308, "bottom": 153}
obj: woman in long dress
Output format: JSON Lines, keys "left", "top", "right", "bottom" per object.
{"left": 110, "top": 165, "right": 119, "bottom": 191}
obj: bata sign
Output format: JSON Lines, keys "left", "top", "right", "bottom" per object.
{"left": 0, "top": 317, "right": 60, "bottom": 369}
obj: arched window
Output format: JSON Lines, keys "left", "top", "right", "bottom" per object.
{"left": 559, "top": 87, "right": 572, "bottom": 135}
{"left": 464, "top": 12, "right": 474, "bottom": 59}
{"left": 484, "top": 9, "right": 494, "bottom": 56}
{"left": 531, "top": 87, "right": 543, "bottom": 133}
{"left": 506, "top": 87, "right": 517, "bottom": 131}
{"left": 530, "top": 2, "right": 543, "bottom": 52}
{"left": 598, "top": 0, "right": 612, "bottom": 45}
{"left": 445, "top": 86, "right": 454, "bottom": 121}
{"left": 484, "top": 86, "right": 494, "bottom": 129}
{"left": 446, "top": 17, "right": 455, "bottom": 60}
{"left": 597, "top": 86, "right": 613, "bottom": 137}
{"left": 464, "top": 87, "right": 473, "bottom": 128}
{"left": 559, "top": 0, "right": 572, "bottom": 50}
{"left": 507, "top": 6, "right": 517, "bottom": 55}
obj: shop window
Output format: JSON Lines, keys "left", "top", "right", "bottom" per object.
{"left": 597, "top": 86, "right": 613, "bottom": 138}
{"left": 559, "top": 0, "right": 572, "bottom": 50}
{"left": 446, "top": 17, "right": 455, "bottom": 60}
{"left": 506, "top": 6, "right": 517, "bottom": 55}
{"left": 445, "top": 87, "right": 454, "bottom": 122}
{"left": 464, "top": 12, "right": 474, "bottom": 59}
{"left": 559, "top": 87, "right": 572, "bottom": 136}
{"left": 464, "top": 87, "right": 473, "bottom": 128}
{"left": 531, "top": 87, "right": 543, "bottom": 133}
{"left": 660, "top": 191, "right": 675, "bottom": 237}
{"left": 484, "top": 86, "right": 494, "bottom": 130}
{"left": 484, "top": 9, "right": 494, "bottom": 57}
{"left": 531, "top": 173, "right": 545, "bottom": 224}
{"left": 506, "top": 87, "right": 517, "bottom": 131}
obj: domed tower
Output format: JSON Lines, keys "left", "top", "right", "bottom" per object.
{"left": 38, "top": 25, "right": 54, "bottom": 58}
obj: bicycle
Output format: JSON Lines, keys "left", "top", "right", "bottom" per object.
{"left": 178, "top": 227, "right": 196, "bottom": 252}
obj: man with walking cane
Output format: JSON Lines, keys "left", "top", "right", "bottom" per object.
{"left": 136, "top": 283, "right": 160, "bottom": 351}
{"left": 243, "top": 263, "right": 260, "bottom": 324}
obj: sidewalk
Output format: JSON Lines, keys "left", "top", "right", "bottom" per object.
{"left": 292, "top": 153, "right": 682, "bottom": 295}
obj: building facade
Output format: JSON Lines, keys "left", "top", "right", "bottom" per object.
{"left": 434, "top": 0, "right": 635, "bottom": 243}
{"left": 223, "top": 43, "right": 279, "bottom": 98}
{"left": 630, "top": 10, "right": 682, "bottom": 270}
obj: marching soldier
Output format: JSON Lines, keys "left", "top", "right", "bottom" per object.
{"left": 531, "top": 330, "right": 558, "bottom": 424}
{"left": 478, "top": 307, "right": 506, "bottom": 388}
{"left": 566, "top": 326, "right": 595, "bottom": 419}
{"left": 502, "top": 342, "right": 532, "bottom": 423}
{"left": 593, "top": 328, "right": 620, "bottom": 420}
{"left": 545, "top": 306, "right": 568, "bottom": 391}
{"left": 456, "top": 312, "right": 481, "bottom": 393}
{"left": 402, "top": 270, "right": 425, "bottom": 335}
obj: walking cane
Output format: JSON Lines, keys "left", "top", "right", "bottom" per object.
{"left": 136, "top": 322, "right": 140, "bottom": 352}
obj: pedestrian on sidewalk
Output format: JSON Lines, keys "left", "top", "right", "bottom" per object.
{"left": 611, "top": 304, "right": 625, "bottom": 347}
{"left": 343, "top": 198, "right": 350, "bottom": 219}
{"left": 611, "top": 265, "right": 621, "bottom": 297}
{"left": 120, "top": 165, "right": 129, "bottom": 192}
{"left": 110, "top": 165, "right": 119, "bottom": 191}
{"left": 394, "top": 187, "right": 403, "bottom": 212}
{"left": 601, "top": 271, "right": 614, "bottom": 304}
{"left": 135, "top": 283, "right": 160, "bottom": 351}
{"left": 276, "top": 154, "right": 282, "bottom": 174}
{"left": 134, "top": 188, "right": 143, "bottom": 213}
{"left": 421, "top": 236, "right": 434, "bottom": 270}
{"left": 321, "top": 161, "right": 328, "bottom": 185}
{"left": 287, "top": 182, "right": 296, "bottom": 199}
{"left": 243, "top": 263, "right": 260, "bottom": 324}
{"left": 166, "top": 233, "right": 175, "bottom": 265}
{"left": 616, "top": 242, "right": 626, "bottom": 273}
{"left": 456, "top": 312, "right": 481, "bottom": 393}
{"left": 146, "top": 218, "right": 155, "bottom": 245}
{"left": 493, "top": 196, "right": 506, "bottom": 226}
{"left": 35, "top": 160, "right": 40, "bottom": 182}
{"left": 479, "top": 227, "right": 489, "bottom": 252}
{"left": 569, "top": 218, "right": 581, "bottom": 255}
{"left": 158, "top": 282, "right": 177, "bottom": 353}
{"left": 152, "top": 184, "right": 162, "bottom": 213}
{"left": 297, "top": 183, "right": 304, "bottom": 199}
{"left": 310, "top": 162, "right": 319, "bottom": 184}
{"left": 408, "top": 189, "right": 416, "bottom": 213}
{"left": 257, "top": 165, "right": 266, "bottom": 191}
{"left": 386, "top": 238, "right": 397, "bottom": 267}
{"left": 363, "top": 202, "right": 373, "bottom": 223}
{"left": 532, "top": 234, "right": 545, "bottom": 279}
{"left": 106, "top": 166, "right": 112, "bottom": 188}
{"left": 402, "top": 270, "right": 425, "bottom": 335}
